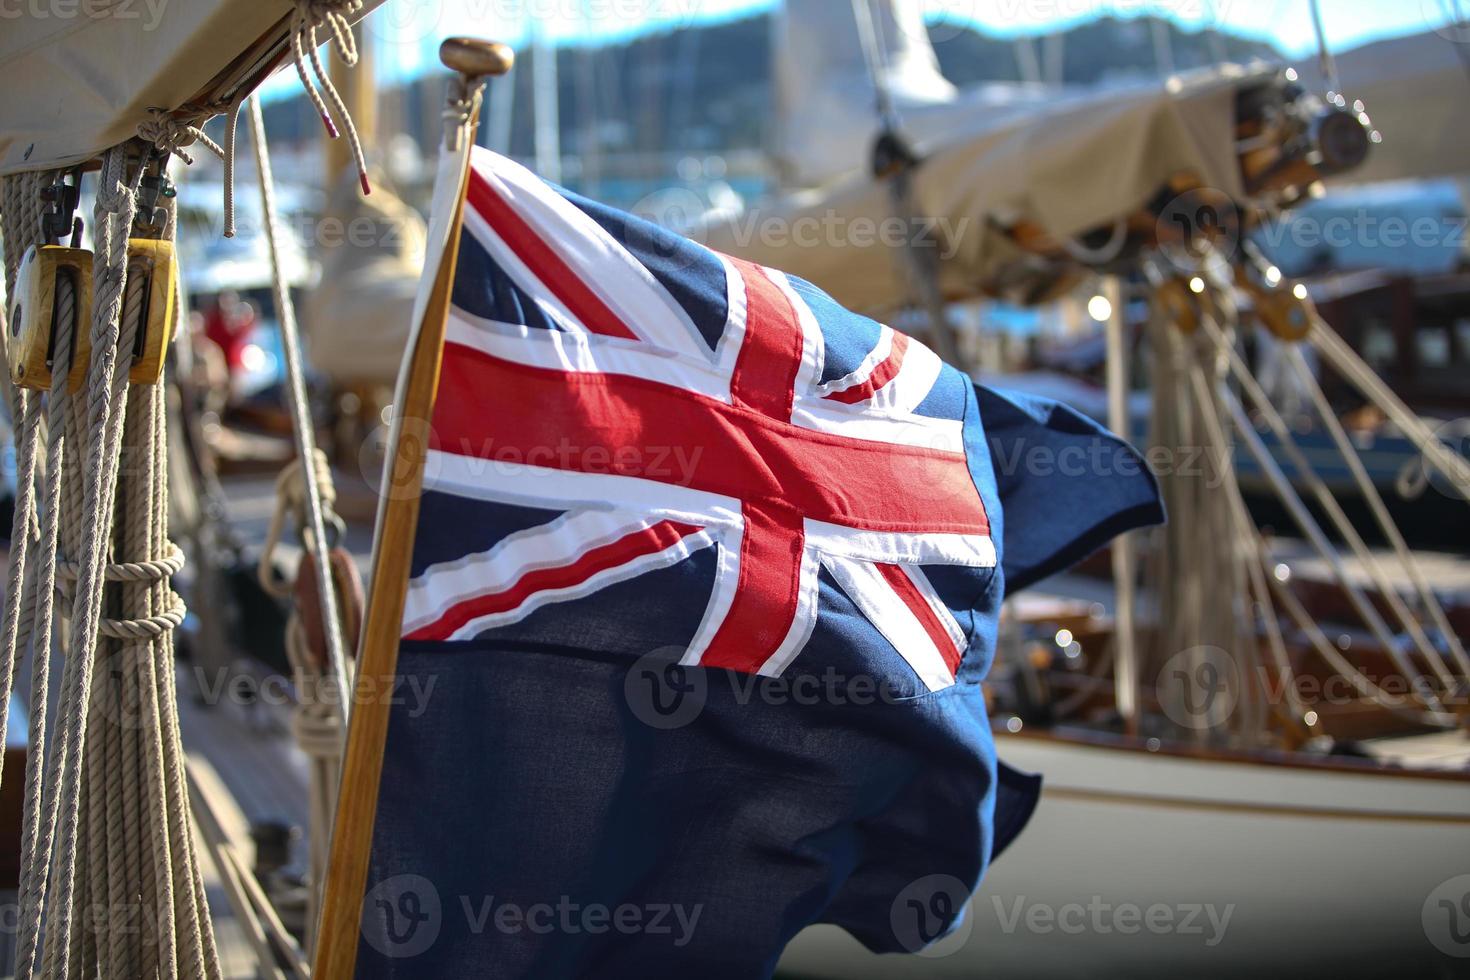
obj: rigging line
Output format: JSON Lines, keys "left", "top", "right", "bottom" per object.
{"left": 1181, "top": 348, "right": 1450, "bottom": 727}
{"left": 1309, "top": 315, "right": 1470, "bottom": 502}
{"left": 849, "top": 0, "right": 900, "bottom": 133}
{"left": 1220, "top": 388, "right": 1448, "bottom": 716}
{"left": 1282, "top": 346, "right": 1470, "bottom": 678}
{"left": 1307, "top": 0, "right": 1339, "bottom": 97}
{"left": 247, "top": 95, "right": 354, "bottom": 736}
{"left": 1198, "top": 312, "right": 1463, "bottom": 694}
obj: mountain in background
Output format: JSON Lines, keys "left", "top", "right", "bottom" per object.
{"left": 258, "top": 14, "right": 1281, "bottom": 172}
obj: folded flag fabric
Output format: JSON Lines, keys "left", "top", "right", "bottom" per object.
{"left": 355, "top": 147, "right": 1163, "bottom": 978}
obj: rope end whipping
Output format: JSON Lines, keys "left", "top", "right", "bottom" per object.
{"left": 293, "top": 0, "right": 371, "bottom": 199}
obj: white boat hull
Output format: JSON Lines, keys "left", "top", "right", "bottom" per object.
{"left": 778, "top": 732, "right": 1470, "bottom": 977}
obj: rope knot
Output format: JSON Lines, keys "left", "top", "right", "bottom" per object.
{"left": 94, "top": 169, "right": 136, "bottom": 216}
{"left": 136, "top": 110, "right": 218, "bottom": 167}
{"left": 294, "top": 0, "right": 363, "bottom": 62}
{"left": 279, "top": 449, "right": 339, "bottom": 523}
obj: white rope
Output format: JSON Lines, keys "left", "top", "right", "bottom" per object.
{"left": 137, "top": 101, "right": 246, "bottom": 239}
{"left": 286, "top": 613, "right": 345, "bottom": 956}
{"left": 0, "top": 181, "right": 50, "bottom": 791}
{"left": 0, "top": 166, "right": 76, "bottom": 980}
{"left": 1145, "top": 297, "right": 1251, "bottom": 738}
{"left": 1180, "top": 346, "right": 1448, "bottom": 727}
{"left": 1062, "top": 219, "right": 1128, "bottom": 265}
{"left": 1284, "top": 347, "right": 1470, "bottom": 678}
{"left": 249, "top": 95, "right": 355, "bottom": 734}
{"left": 38, "top": 145, "right": 145, "bottom": 977}
{"left": 1311, "top": 317, "right": 1470, "bottom": 502}
{"left": 257, "top": 450, "right": 338, "bottom": 599}
{"left": 1, "top": 147, "right": 220, "bottom": 979}
{"left": 292, "top": 0, "right": 372, "bottom": 196}
{"left": 1198, "top": 313, "right": 1465, "bottom": 699}
{"left": 1221, "top": 392, "right": 1449, "bottom": 716}
{"left": 1174, "top": 333, "right": 1314, "bottom": 739}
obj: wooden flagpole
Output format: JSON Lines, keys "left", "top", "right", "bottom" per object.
{"left": 312, "top": 38, "right": 514, "bottom": 980}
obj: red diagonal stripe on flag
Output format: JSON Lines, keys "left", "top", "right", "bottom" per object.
{"left": 824, "top": 333, "right": 910, "bottom": 404}
{"left": 466, "top": 168, "right": 638, "bottom": 340}
{"left": 874, "top": 562, "right": 964, "bottom": 678}
{"left": 405, "top": 520, "right": 701, "bottom": 641}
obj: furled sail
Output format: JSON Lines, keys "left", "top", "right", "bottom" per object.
{"left": 773, "top": 0, "right": 1051, "bottom": 188}
{"left": 0, "top": 0, "right": 386, "bottom": 176}
{"left": 703, "top": 64, "right": 1256, "bottom": 312}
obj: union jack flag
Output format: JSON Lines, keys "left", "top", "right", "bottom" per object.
{"left": 402, "top": 147, "right": 995, "bottom": 693}
{"left": 361, "top": 147, "right": 1161, "bottom": 975}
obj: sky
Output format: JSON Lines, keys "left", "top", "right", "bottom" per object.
{"left": 273, "top": 0, "right": 1470, "bottom": 89}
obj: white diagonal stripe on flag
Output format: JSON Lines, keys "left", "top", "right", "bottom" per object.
{"left": 469, "top": 152, "right": 714, "bottom": 360}
{"left": 404, "top": 508, "right": 660, "bottom": 634}
{"left": 817, "top": 325, "right": 896, "bottom": 398}
{"left": 820, "top": 554, "right": 960, "bottom": 692}
{"left": 445, "top": 310, "right": 733, "bottom": 402}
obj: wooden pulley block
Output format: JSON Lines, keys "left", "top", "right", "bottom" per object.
{"left": 122, "top": 238, "right": 179, "bottom": 385}
{"left": 1251, "top": 288, "right": 1313, "bottom": 341}
{"left": 1234, "top": 268, "right": 1313, "bottom": 342}
{"left": 294, "top": 546, "right": 366, "bottom": 674}
{"left": 7, "top": 244, "right": 93, "bottom": 391}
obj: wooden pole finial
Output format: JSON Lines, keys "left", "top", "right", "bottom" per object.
{"left": 439, "top": 37, "right": 514, "bottom": 78}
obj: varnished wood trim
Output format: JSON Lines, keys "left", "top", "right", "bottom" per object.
{"left": 1002, "top": 726, "right": 1470, "bottom": 782}
{"left": 1043, "top": 785, "right": 1470, "bottom": 824}
{"left": 311, "top": 155, "right": 472, "bottom": 980}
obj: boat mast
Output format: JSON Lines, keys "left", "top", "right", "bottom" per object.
{"left": 533, "top": 20, "right": 562, "bottom": 184}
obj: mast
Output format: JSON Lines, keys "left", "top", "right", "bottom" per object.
{"left": 312, "top": 38, "right": 514, "bottom": 980}
{"left": 532, "top": 22, "right": 561, "bottom": 184}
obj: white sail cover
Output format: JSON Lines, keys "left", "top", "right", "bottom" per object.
{"left": 701, "top": 64, "right": 1259, "bottom": 313}
{"left": 303, "top": 166, "right": 427, "bottom": 383}
{"left": 776, "top": 0, "right": 950, "bottom": 186}
{"left": 0, "top": 0, "right": 385, "bottom": 176}
{"left": 774, "top": 0, "right": 1053, "bottom": 189}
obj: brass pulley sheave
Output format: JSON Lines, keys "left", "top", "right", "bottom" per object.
{"left": 1233, "top": 263, "right": 1315, "bottom": 342}
{"left": 1151, "top": 259, "right": 1315, "bottom": 343}
{"left": 7, "top": 153, "right": 180, "bottom": 393}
